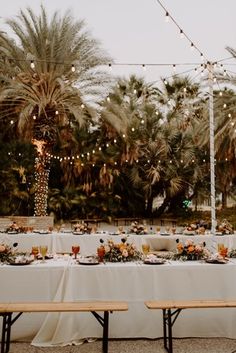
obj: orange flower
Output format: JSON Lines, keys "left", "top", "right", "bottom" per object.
{"left": 0, "top": 245, "right": 6, "bottom": 253}
{"left": 177, "top": 243, "right": 184, "bottom": 253}
{"left": 187, "top": 245, "right": 195, "bottom": 253}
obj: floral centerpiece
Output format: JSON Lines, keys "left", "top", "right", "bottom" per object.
{"left": 0, "top": 242, "right": 18, "bottom": 263}
{"left": 217, "top": 219, "right": 233, "bottom": 234}
{"left": 98, "top": 237, "right": 142, "bottom": 262}
{"left": 173, "top": 239, "right": 210, "bottom": 261}
{"left": 6, "top": 222, "right": 25, "bottom": 233}
{"left": 73, "top": 222, "right": 92, "bottom": 234}
{"left": 129, "top": 221, "right": 147, "bottom": 235}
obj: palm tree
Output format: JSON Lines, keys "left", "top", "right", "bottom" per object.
{"left": 0, "top": 6, "right": 111, "bottom": 216}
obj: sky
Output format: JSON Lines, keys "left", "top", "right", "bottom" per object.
{"left": 0, "top": 0, "right": 236, "bottom": 85}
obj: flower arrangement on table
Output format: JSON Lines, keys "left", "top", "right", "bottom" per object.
{"left": 73, "top": 222, "right": 92, "bottom": 234}
{"left": 6, "top": 222, "right": 25, "bottom": 233}
{"left": 0, "top": 242, "right": 18, "bottom": 263}
{"left": 217, "top": 219, "right": 234, "bottom": 234}
{"left": 173, "top": 239, "right": 210, "bottom": 261}
{"left": 129, "top": 221, "right": 148, "bottom": 235}
{"left": 98, "top": 238, "right": 142, "bottom": 262}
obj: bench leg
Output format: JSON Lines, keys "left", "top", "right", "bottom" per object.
{"left": 1, "top": 313, "right": 12, "bottom": 353}
{"left": 102, "top": 311, "right": 109, "bottom": 353}
{"left": 1, "top": 312, "right": 23, "bottom": 353}
{"left": 91, "top": 311, "right": 110, "bottom": 353}
{"left": 162, "top": 308, "right": 182, "bottom": 353}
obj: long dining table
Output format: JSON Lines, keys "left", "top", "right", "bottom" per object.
{"left": 1, "top": 231, "right": 236, "bottom": 346}
{"left": 1, "top": 256, "right": 236, "bottom": 346}
{"left": 1, "top": 231, "right": 236, "bottom": 254}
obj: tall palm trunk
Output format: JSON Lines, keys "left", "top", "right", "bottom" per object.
{"left": 32, "top": 139, "right": 51, "bottom": 216}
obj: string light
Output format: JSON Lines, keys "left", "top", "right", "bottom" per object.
{"left": 71, "top": 64, "right": 75, "bottom": 72}
{"left": 179, "top": 29, "right": 184, "bottom": 39}
{"left": 190, "top": 42, "right": 194, "bottom": 51}
{"left": 142, "top": 64, "right": 146, "bottom": 71}
{"left": 30, "top": 60, "right": 35, "bottom": 69}
{"left": 165, "top": 11, "right": 169, "bottom": 22}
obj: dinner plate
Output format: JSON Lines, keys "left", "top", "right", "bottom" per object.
{"left": 78, "top": 260, "right": 100, "bottom": 265}
{"left": 8, "top": 259, "right": 34, "bottom": 266}
{"left": 205, "top": 258, "right": 228, "bottom": 264}
{"left": 143, "top": 259, "right": 166, "bottom": 265}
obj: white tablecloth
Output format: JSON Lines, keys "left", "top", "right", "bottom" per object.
{"left": 1, "top": 232, "right": 236, "bottom": 254}
{"left": 1, "top": 258, "right": 236, "bottom": 346}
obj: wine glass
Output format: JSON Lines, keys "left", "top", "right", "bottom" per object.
{"left": 39, "top": 245, "right": 48, "bottom": 263}
{"left": 72, "top": 245, "right": 80, "bottom": 259}
{"left": 31, "top": 246, "right": 39, "bottom": 260}
{"left": 142, "top": 244, "right": 150, "bottom": 256}
{"left": 97, "top": 246, "right": 105, "bottom": 262}
{"left": 156, "top": 226, "right": 161, "bottom": 234}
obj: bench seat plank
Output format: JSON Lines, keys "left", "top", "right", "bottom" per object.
{"left": 0, "top": 301, "right": 128, "bottom": 313}
{"left": 145, "top": 299, "right": 236, "bottom": 310}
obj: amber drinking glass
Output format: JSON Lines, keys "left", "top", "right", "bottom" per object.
{"left": 72, "top": 245, "right": 80, "bottom": 259}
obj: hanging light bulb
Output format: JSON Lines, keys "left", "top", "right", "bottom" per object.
{"left": 133, "top": 89, "right": 137, "bottom": 94}
{"left": 81, "top": 104, "right": 85, "bottom": 109}
{"left": 190, "top": 42, "right": 194, "bottom": 51}
{"left": 165, "top": 11, "right": 169, "bottom": 22}
{"left": 10, "top": 120, "right": 14, "bottom": 125}
{"left": 142, "top": 64, "right": 146, "bottom": 71}
{"left": 71, "top": 64, "right": 75, "bottom": 72}
{"left": 55, "top": 110, "right": 59, "bottom": 115}
{"left": 200, "top": 53, "right": 204, "bottom": 61}
{"left": 30, "top": 60, "right": 35, "bottom": 69}
{"left": 179, "top": 29, "right": 184, "bottom": 38}
{"left": 108, "top": 63, "right": 112, "bottom": 70}
{"left": 223, "top": 70, "right": 227, "bottom": 77}
{"left": 164, "top": 79, "right": 168, "bottom": 85}
{"left": 219, "top": 91, "right": 223, "bottom": 96}
{"left": 33, "top": 115, "right": 36, "bottom": 120}
{"left": 172, "top": 64, "right": 176, "bottom": 72}
{"left": 131, "top": 127, "right": 135, "bottom": 132}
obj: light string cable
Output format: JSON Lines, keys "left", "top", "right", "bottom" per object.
{"left": 155, "top": 0, "right": 218, "bottom": 237}
{"left": 155, "top": 0, "right": 207, "bottom": 62}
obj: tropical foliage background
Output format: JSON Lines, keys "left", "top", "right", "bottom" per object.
{"left": 0, "top": 6, "right": 236, "bottom": 223}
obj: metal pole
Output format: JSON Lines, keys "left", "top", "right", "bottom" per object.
{"left": 207, "top": 62, "right": 216, "bottom": 235}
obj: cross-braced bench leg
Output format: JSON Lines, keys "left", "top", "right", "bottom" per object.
{"left": 162, "top": 308, "right": 182, "bottom": 353}
{"left": 1, "top": 312, "right": 23, "bottom": 353}
{"left": 91, "top": 311, "right": 110, "bottom": 353}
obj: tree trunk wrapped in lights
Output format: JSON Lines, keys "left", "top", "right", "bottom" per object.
{"left": 33, "top": 140, "right": 50, "bottom": 216}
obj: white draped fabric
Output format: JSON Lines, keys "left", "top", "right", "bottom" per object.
{"left": 1, "top": 258, "right": 236, "bottom": 346}
{"left": 0, "top": 232, "right": 236, "bottom": 254}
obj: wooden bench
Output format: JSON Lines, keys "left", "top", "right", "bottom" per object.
{"left": 145, "top": 299, "right": 236, "bottom": 353}
{"left": 0, "top": 301, "right": 128, "bottom": 353}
